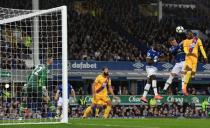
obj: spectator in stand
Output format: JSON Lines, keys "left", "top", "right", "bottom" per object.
{"left": 122, "top": 86, "right": 129, "bottom": 95}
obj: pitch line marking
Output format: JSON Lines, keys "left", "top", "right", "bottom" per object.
{"left": 76, "top": 123, "right": 159, "bottom": 128}
{"left": 0, "top": 122, "right": 70, "bottom": 126}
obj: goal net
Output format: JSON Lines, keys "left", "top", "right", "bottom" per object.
{"left": 0, "top": 6, "right": 68, "bottom": 124}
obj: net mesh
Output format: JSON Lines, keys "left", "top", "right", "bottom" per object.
{"left": 0, "top": 7, "right": 64, "bottom": 124}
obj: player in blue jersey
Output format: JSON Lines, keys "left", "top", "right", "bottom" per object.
{"left": 55, "top": 83, "right": 76, "bottom": 118}
{"left": 162, "top": 37, "right": 186, "bottom": 94}
{"left": 140, "top": 44, "right": 164, "bottom": 103}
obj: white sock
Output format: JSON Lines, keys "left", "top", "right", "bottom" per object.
{"left": 164, "top": 83, "right": 170, "bottom": 91}
{"left": 152, "top": 80, "right": 158, "bottom": 96}
{"left": 143, "top": 84, "right": 151, "bottom": 97}
{"left": 164, "top": 74, "right": 174, "bottom": 90}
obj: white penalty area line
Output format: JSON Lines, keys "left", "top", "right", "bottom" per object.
{"left": 76, "top": 123, "right": 159, "bottom": 128}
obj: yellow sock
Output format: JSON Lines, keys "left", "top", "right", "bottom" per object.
{"left": 95, "top": 108, "right": 99, "bottom": 117}
{"left": 103, "top": 106, "right": 111, "bottom": 118}
{"left": 184, "top": 71, "right": 191, "bottom": 87}
{"left": 83, "top": 106, "right": 92, "bottom": 118}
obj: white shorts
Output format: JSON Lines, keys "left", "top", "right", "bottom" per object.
{"left": 171, "top": 61, "right": 185, "bottom": 75}
{"left": 57, "top": 97, "right": 70, "bottom": 107}
{"left": 146, "top": 66, "right": 158, "bottom": 77}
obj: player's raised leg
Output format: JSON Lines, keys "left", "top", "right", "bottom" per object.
{"left": 163, "top": 73, "right": 175, "bottom": 93}
{"left": 163, "top": 62, "right": 183, "bottom": 93}
{"left": 162, "top": 37, "right": 185, "bottom": 94}
{"left": 141, "top": 80, "right": 151, "bottom": 103}
{"left": 151, "top": 75, "right": 162, "bottom": 100}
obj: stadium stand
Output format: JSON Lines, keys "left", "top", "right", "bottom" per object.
{"left": 0, "top": 0, "right": 210, "bottom": 120}
{"left": 1, "top": 0, "right": 210, "bottom": 69}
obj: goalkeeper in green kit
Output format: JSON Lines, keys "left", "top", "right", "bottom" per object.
{"left": 19, "top": 57, "right": 55, "bottom": 119}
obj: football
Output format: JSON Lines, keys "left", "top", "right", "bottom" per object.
{"left": 176, "top": 26, "right": 184, "bottom": 33}
{"left": 5, "top": 84, "right": 10, "bottom": 89}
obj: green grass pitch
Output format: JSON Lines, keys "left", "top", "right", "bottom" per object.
{"left": 1, "top": 118, "right": 210, "bottom": 128}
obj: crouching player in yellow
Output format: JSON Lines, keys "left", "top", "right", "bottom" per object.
{"left": 182, "top": 30, "right": 208, "bottom": 95}
{"left": 83, "top": 67, "right": 117, "bottom": 118}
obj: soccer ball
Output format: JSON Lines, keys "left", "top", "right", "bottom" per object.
{"left": 176, "top": 26, "right": 184, "bottom": 33}
{"left": 5, "top": 84, "right": 10, "bottom": 89}
{"left": 112, "top": 97, "right": 121, "bottom": 105}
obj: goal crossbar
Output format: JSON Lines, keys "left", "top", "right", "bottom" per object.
{"left": 0, "top": 6, "right": 66, "bottom": 24}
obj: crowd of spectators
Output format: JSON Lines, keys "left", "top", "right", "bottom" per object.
{"left": 70, "top": 101, "right": 209, "bottom": 118}
{"left": 94, "top": 0, "right": 210, "bottom": 61}
{"left": 0, "top": 28, "right": 31, "bottom": 69}
{"left": 163, "top": 86, "right": 210, "bottom": 96}
{"left": 0, "top": 97, "right": 208, "bottom": 120}
{"left": 141, "top": 0, "right": 196, "bottom": 4}
{"left": 1, "top": 0, "right": 210, "bottom": 70}
{"left": 0, "top": 99, "right": 54, "bottom": 119}
{"left": 74, "top": 80, "right": 210, "bottom": 96}
{"left": 68, "top": 11, "right": 142, "bottom": 61}
{"left": 0, "top": 0, "right": 31, "bottom": 9}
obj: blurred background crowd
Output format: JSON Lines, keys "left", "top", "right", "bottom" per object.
{"left": 1, "top": 0, "right": 210, "bottom": 69}
{"left": 0, "top": 99, "right": 209, "bottom": 119}
{"left": 0, "top": 0, "right": 210, "bottom": 119}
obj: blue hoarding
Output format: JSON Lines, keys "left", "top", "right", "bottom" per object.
{"left": 52, "top": 60, "right": 210, "bottom": 73}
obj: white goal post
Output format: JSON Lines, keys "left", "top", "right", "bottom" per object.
{"left": 0, "top": 6, "right": 68, "bottom": 124}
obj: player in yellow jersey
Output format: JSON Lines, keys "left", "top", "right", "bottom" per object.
{"left": 83, "top": 67, "right": 117, "bottom": 118}
{"left": 182, "top": 30, "right": 208, "bottom": 95}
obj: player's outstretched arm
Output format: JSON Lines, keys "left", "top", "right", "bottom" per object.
{"left": 199, "top": 42, "right": 208, "bottom": 62}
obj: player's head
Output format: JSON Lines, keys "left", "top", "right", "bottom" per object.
{"left": 168, "top": 37, "right": 178, "bottom": 46}
{"left": 152, "top": 43, "right": 158, "bottom": 51}
{"left": 47, "top": 57, "right": 53, "bottom": 65}
{"left": 186, "top": 30, "right": 194, "bottom": 39}
{"left": 102, "top": 66, "right": 109, "bottom": 77}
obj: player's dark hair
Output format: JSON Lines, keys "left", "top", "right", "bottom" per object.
{"left": 102, "top": 66, "right": 108, "bottom": 71}
{"left": 185, "top": 29, "right": 193, "bottom": 35}
{"left": 168, "top": 37, "right": 175, "bottom": 43}
{"left": 42, "top": 56, "right": 53, "bottom": 64}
